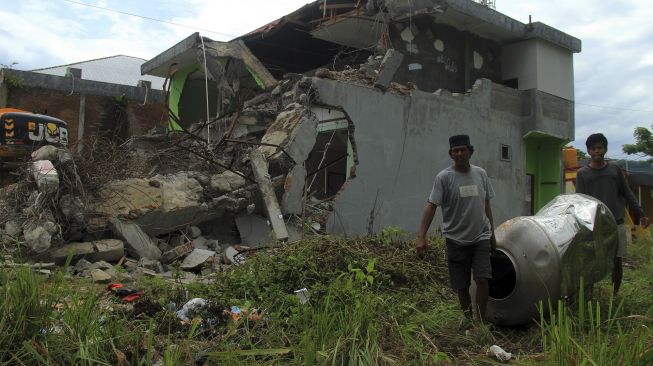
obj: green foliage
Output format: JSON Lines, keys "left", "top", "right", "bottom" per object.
{"left": 3, "top": 229, "right": 653, "bottom": 364}
{"left": 0, "top": 63, "right": 23, "bottom": 89}
{"left": 623, "top": 126, "right": 653, "bottom": 161}
{"left": 379, "top": 226, "right": 408, "bottom": 245}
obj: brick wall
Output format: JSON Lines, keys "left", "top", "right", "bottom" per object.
{"left": 6, "top": 85, "right": 165, "bottom": 145}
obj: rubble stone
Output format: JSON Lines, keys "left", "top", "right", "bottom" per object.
{"left": 210, "top": 171, "right": 246, "bottom": 194}
{"left": 110, "top": 219, "right": 162, "bottom": 260}
{"left": 192, "top": 236, "right": 208, "bottom": 249}
{"left": 91, "top": 269, "right": 112, "bottom": 283}
{"left": 74, "top": 258, "right": 93, "bottom": 273}
{"left": 59, "top": 194, "right": 85, "bottom": 226}
{"left": 89, "top": 260, "right": 113, "bottom": 270}
{"left": 24, "top": 221, "right": 58, "bottom": 253}
{"left": 48, "top": 239, "right": 124, "bottom": 265}
{"left": 138, "top": 258, "right": 164, "bottom": 273}
{"left": 5, "top": 220, "right": 20, "bottom": 237}
{"left": 31, "top": 160, "right": 59, "bottom": 193}
{"left": 31, "top": 145, "right": 59, "bottom": 161}
{"left": 222, "top": 245, "right": 244, "bottom": 265}
{"left": 188, "top": 226, "right": 202, "bottom": 239}
{"left": 160, "top": 242, "right": 194, "bottom": 264}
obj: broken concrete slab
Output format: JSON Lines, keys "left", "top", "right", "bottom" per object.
{"left": 249, "top": 150, "right": 288, "bottom": 242}
{"left": 48, "top": 239, "right": 125, "bottom": 265}
{"left": 110, "top": 219, "right": 161, "bottom": 260}
{"left": 181, "top": 249, "right": 216, "bottom": 270}
{"left": 374, "top": 49, "right": 404, "bottom": 91}
{"left": 94, "top": 173, "right": 211, "bottom": 236}
{"left": 282, "top": 165, "right": 306, "bottom": 215}
{"left": 235, "top": 214, "right": 273, "bottom": 248}
{"left": 258, "top": 106, "right": 319, "bottom": 165}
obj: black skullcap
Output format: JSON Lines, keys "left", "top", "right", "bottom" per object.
{"left": 449, "top": 134, "right": 471, "bottom": 149}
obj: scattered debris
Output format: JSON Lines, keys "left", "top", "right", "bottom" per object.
{"left": 489, "top": 345, "right": 512, "bottom": 362}
{"left": 294, "top": 288, "right": 310, "bottom": 304}
{"left": 176, "top": 298, "right": 207, "bottom": 322}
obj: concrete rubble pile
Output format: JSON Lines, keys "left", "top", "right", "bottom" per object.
{"left": 0, "top": 51, "right": 420, "bottom": 282}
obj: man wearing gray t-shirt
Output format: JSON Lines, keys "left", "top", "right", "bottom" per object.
{"left": 576, "top": 133, "right": 649, "bottom": 296}
{"left": 416, "top": 134, "right": 496, "bottom": 322}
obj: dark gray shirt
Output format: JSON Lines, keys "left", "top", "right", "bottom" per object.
{"left": 428, "top": 165, "right": 495, "bottom": 245}
{"left": 576, "top": 162, "right": 643, "bottom": 223}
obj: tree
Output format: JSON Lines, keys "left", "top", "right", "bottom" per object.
{"left": 623, "top": 126, "right": 653, "bottom": 162}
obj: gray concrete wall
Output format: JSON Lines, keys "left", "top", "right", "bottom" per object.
{"left": 312, "top": 77, "right": 572, "bottom": 236}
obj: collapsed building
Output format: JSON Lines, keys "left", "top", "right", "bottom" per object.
{"left": 0, "top": 0, "right": 596, "bottom": 327}
{"left": 0, "top": 0, "right": 583, "bottom": 292}
{"left": 140, "top": 0, "right": 581, "bottom": 239}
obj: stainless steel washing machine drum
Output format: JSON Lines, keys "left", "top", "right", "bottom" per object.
{"left": 485, "top": 193, "right": 618, "bottom": 325}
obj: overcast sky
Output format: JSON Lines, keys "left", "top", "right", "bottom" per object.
{"left": 1, "top": 0, "right": 652, "bottom": 160}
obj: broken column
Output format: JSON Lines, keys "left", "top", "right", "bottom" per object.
{"left": 250, "top": 150, "right": 288, "bottom": 242}
{"left": 374, "top": 49, "right": 404, "bottom": 91}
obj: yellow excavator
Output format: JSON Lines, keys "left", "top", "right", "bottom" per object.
{"left": 0, "top": 108, "right": 70, "bottom": 186}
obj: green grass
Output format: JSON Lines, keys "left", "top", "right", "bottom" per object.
{"left": 1, "top": 228, "right": 653, "bottom": 365}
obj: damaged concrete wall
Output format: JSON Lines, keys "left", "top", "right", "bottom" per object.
{"left": 311, "top": 77, "right": 573, "bottom": 236}
{"left": 389, "top": 18, "right": 502, "bottom": 93}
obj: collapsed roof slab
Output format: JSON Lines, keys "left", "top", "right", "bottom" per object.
{"left": 141, "top": 32, "right": 276, "bottom": 89}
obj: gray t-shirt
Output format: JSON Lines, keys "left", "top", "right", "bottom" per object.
{"left": 576, "top": 162, "right": 643, "bottom": 223}
{"left": 428, "top": 165, "right": 495, "bottom": 245}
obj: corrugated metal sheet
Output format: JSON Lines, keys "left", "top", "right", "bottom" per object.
{"left": 31, "top": 55, "right": 165, "bottom": 90}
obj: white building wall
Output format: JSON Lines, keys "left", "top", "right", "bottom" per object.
{"left": 501, "top": 39, "right": 574, "bottom": 101}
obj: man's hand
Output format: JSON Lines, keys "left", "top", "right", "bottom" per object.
{"left": 490, "top": 234, "right": 497, "bottom": 255}
{"left": 416, "top": 237, "right": 428, "bottom": 256}
{"left": 640, "top": 217, "right": 650, "bottom": 229}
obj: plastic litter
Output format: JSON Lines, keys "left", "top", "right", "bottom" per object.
{"left": 294, "top": 288, "right": 310, "bottom": 304}
{"left": 226, "top": 305, "right": 262, "bottom": 321}
{"left": 489, "top": 345, "right": 512, "bottom": 362}
{"left": 176, "top": 298, "right": 207, "bottom": 322}
{"left": 107, "top": 283, "right": 143, "bottom": 303}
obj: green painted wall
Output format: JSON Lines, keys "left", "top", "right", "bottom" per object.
{"left": 168, "top": 64, "right": 199, "bottom": 131}
{"left": 525, "top": 133, "right": 568, "bottom": 212}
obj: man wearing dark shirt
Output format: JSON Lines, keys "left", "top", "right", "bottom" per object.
{"left": 576, "top": 133, "right": 649, "bottom": 295}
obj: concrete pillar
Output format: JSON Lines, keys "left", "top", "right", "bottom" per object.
{"left": 250, "top": 150, "right": 289, "bottom": 242}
